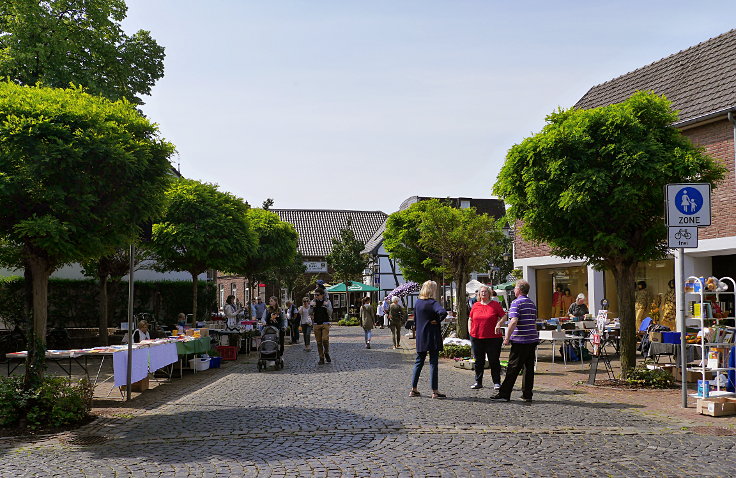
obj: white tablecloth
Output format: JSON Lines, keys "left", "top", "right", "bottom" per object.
{"left": 112, "top": 342, "right": 179, "bottom": 387}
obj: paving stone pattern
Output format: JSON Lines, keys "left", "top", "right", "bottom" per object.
{"left": 2, "top": 327, "right": 736, "bottom": 477}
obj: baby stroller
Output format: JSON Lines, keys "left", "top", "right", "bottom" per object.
{"left": 257, "top": 325, "right": 284, "bottom": 371}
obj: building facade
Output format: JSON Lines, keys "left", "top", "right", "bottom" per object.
{"left": 514, "top": 30, "right": 736, "bottom": 327}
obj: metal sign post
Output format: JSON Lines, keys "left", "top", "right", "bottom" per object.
{"left": 666, "top": 183, "right": 711, "bottom": 408}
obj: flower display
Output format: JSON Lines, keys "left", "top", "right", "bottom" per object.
{"left": 386, "top": 281, "right": 420, "bottom": 300}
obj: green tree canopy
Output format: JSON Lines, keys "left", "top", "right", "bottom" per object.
{"left": 0, "top": 0, "right": 165, "bottom": 104}
{"left": 384, "top": 199, "right": 507, "bottom": 338}
{"left": 0, "top": 82, "right": 174, "bottom": 383}
{"left": 493, "top": 91, "right": 727, "bottom": 374}
{"left": 149, "top": 178, "right": 257, "bottom": 322}
{"left": 326, "top": 226, "right": 368, "bottom": 284}
{"left": 383, "top": 200, "right": 442, "bottom": 283}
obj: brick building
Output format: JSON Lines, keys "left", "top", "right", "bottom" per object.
{"left": 514, "top": 30, "right": 736, "bottom": 325}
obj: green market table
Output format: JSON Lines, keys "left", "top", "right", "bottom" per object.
{"left": 174, "top": 337, "right": 212, "bottom": 376}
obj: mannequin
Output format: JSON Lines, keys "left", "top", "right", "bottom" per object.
{"left": 551, "top": 285, "right": 563, "bottom": 318}
{"left": 634, "top": 280, "right": 652, "bottom": 330}
{"left": 559, "top": 288, "right": 574, "bottom": 318}
{"left": 660, "top": 279, "right": 676, "bottom": 330}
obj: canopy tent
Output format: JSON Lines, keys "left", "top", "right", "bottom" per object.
{"left": 326, "top": 281, "right": 379, "bottom": 292}
{"left": 465, "top": 279, "right": 484, "bottom": 297}
{"left": 493, "top": 281, "right": 516, "bottom": 292}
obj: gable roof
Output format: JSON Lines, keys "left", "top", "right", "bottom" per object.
{"left": 362, "top": 219, "right": 387, "bottom": 255}
{"left": 272, "top": 209, "right": 387, "bottom": 257}
{"left": 575, "top": 29, "right": 736, "bottom": 125}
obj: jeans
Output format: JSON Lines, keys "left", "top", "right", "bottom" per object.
{"left": 290, "top": 321, "right": 300, "bottom": 344}
{"left": 498, "top": 342, "right": 538, "bottom": 399}
{"left": 412, "top": 350, "right": 439, "bottom": 391}
{"left": 471, "top": 337, "right": 503, "bottom": 385}
{"left": 364, "top": 328, "right": 372, "bottom": 343}
{"left": 301, "top": 324, "right": 312, "bottom": 346}
{"left": 313, "top": 323, "right": 330, "bottom": 359}
{"left": 389, "top": 321, "right": 402, "bottom": 347}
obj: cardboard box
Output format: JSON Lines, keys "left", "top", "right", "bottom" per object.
{"left": 650, "top": 331, "right": 663, "bottom": 343}
{"left": 669, "top": 366, "right": 714, "bottom": 383}
{"left": 123, "top": 376, "right": 149, "bottom": 393}
{"left": 198, "top": 328, "right": 209, "bottom": 337}
{"left": 697, "top": 397, "right": 736, "bottom": 417}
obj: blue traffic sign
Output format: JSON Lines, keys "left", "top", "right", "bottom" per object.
{"left": 674, "top": 187, "right": 703, "bottom": 215}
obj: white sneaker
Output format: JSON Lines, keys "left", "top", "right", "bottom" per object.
{"left": 494, "top": 383, "right": 501, "bottom": 390}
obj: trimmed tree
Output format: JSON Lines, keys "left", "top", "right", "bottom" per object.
{"left": 0, "top": 0, "right": 165, "bottom": 104}
{"left": 0, "top": 82, "right": 174, "bottom": 385}
{"left": 326, "top": 225, "right": 368, "bottom": 285}
{"left": 416, "top": 200, "right": 507, "bottom": 339}
{"left": 493, "top": 91, "right": 726, "bottom": 376}
{"left": 240, "top": 208, "right": 298, "bottom": 304}
{"left": 384, "top": 199, "right": 507, "bottom": 338}
{"left": 149, "top": 179, "right": 257, "bottom": 324}
{"left": 383, "top": 200, "right": 443, "bottom": 283}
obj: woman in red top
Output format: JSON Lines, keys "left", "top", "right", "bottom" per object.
{"left": 469, "top": 285, "right": 506, "bottom": 391}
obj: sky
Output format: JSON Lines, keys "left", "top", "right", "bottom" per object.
{"left": 122, "top": 0, "right": 736, "bottom": 214}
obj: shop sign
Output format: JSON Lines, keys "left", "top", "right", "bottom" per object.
{"left": 304, "top": 261, "right": 327, "bottom": 273}
{"left": 666, "top": 183, "right": 711, "bottom": 227}
{"left": 667, "top": 226, "right": 698, "bottom": 248}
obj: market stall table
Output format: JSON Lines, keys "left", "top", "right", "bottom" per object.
{"left": 6, "top": 350, "right": 89, "bottom": 378}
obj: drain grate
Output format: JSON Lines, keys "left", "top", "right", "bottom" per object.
{"left": 64, "top": 435, "right": 110, "bottom": 446}
{"left": 691, "top": 426, "right": 736, "bottom": 436}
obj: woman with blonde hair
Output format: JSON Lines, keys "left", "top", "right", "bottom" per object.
{"left": 409, "top": 280, "right": 448, "bottom": 399}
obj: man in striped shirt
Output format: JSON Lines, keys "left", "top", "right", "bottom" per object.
{"left": 492, "top": 279, "right": 539, "bottom": 402}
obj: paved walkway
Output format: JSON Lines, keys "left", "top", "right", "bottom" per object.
{"left": 2, "top": 326, "right": 735, "bottom": 477}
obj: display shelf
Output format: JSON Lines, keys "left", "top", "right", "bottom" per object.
{"left": 688, "top": 391, "right": 735, "bottom": 398}
{"left": 684, "top": 276, "right": 736, "bottom": 400}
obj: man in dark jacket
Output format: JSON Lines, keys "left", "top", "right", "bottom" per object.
{"left": 309, "top": 289, "right": 334, "bottom": 364}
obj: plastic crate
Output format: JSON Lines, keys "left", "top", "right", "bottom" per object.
{"left": 209, "top": 356, "right": 222, "bottom": 369}
{"left": 217, "top": 345, "right": 238, "bottom": 361}
{"left": 189, "top": 357, "right": 211, "bottom": 371}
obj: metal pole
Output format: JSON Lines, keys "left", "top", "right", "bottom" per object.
{"left": 126, "top": 243, "right": 135, "bottom": 401}
{"left": 676, "top": 247, "right": 687, "bottom": 407}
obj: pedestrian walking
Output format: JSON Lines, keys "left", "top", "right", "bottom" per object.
{"left": 376, "top": 297, "right": 387, "bottom": 329}
{"left": 492, "top": 279, "right": 539, "bottom": 402}
{"left": 381, "top": 296, "right": 391, "bottom": 329}
{"left": 285, "top": 300, "right": 300, "bottom": 344}
{"left": 360, "top": 297, "right": 375, "bottom": 348}
{"left": 298, "top": 297, "right": 312, "bottom": 351}
{"left": 409, "top": 280, "right": 448, "bottom": 399}
{"left": 254, "top": 296, "right": 266, "bottom": 322}
{"left": 469, "top": 285, "right": 506, "bottom": 391}
{"left": 309, "top": 289, "right": 333, "bottom": 364}
{"left": 389, "top": 296, "right": 404, "bottom": 348}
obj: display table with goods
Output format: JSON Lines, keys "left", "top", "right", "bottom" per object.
{"left": 684, "top": 276, "right": 736, "bottom": 415}
{"left": 5, "top": 349, "right": 90, "bottom": 378}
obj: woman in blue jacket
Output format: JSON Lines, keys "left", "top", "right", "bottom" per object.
{"left": 409, "top": 280, "right": 448, "bottom": 399}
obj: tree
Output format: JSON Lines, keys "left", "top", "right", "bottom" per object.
{"left": 326, "top": 226, "right": 368, "bottom": 285}
{"left": 267, "top": 253, "right": 308, "bottom": 302}
{"left": 149, "top": 179, "right": 257, "bottom": 324}
{"left": 416, "top": 200, "right": 507, "bottom": 339}
{"left": 493, "top": 91, "right": 727, "bottom": 376}
{"left": 0, "top": 82, "right": 174, "bottom": 385}
{"left": 241, "top": 208, "right": 298, "bottom": 302}
{"left": 383, "top": 201, "right": 443, "bottom": 283}
{"left": 0, "top": 0, "right": 165, "bottom": 104}
{"left": 384, "top": 199, "right": 507, "bottom": 339}
{"left": 81, "top": 247, "right": 149, "bottom": 345}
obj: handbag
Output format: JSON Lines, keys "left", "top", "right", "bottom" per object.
{"left": 404, "top": 319, "right": 415, "bottom": 330}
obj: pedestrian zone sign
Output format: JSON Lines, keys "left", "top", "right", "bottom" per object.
{"left": 666, "top": 183, "right": 711, "bottom": 227}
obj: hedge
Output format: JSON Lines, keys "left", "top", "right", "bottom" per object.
{"left": 0, "top": 277, "right": 216, "bottom": 329}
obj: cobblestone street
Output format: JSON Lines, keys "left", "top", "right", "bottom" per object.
{"left": 3, "top": 326, "right": 736, "bottom": 477}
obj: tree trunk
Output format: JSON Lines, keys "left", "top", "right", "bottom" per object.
{"left": 612, "top": 260, "right": 638, "bottom": 378}
{"left": 98, "top": 274, "right": 109, "bottom": 346}
{"left": 24, "top": 255, "right": 51, "bottom": 388}
{"left": 191, "top": 272, "right": 199, "bottom": 326}
{"left": 456, "top": 268, "right": 470, "bottom": 340}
